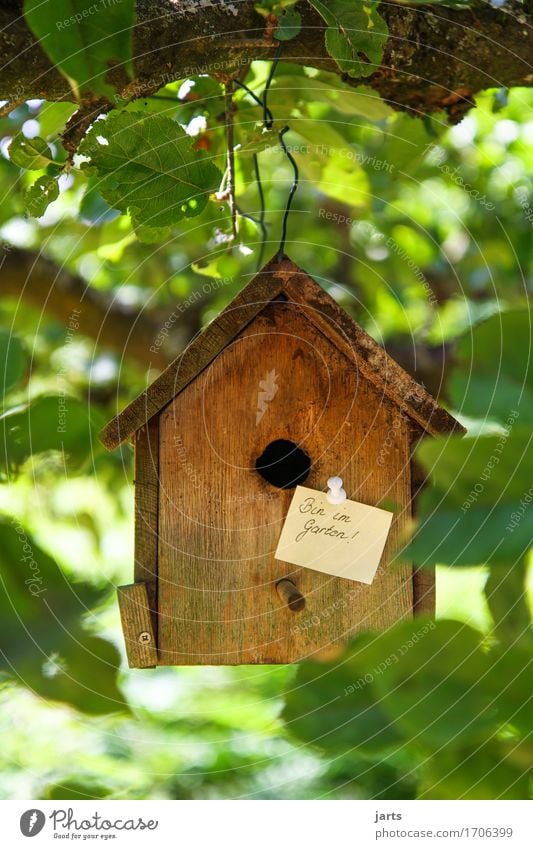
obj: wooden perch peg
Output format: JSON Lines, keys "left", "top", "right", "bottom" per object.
{"left": 276, "top": 579, "right": 305, "bottom": 612}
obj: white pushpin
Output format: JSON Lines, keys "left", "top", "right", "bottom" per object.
{"left": 326, "top": 475, "right": 347, "bottom": 505}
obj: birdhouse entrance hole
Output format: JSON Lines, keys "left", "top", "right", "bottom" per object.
{"left": 255, "top": 439, "right": 311, "bottom": 489}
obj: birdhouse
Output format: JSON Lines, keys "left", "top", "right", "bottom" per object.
{"left": 101, "top": 257, "right": 464, "bottom": 667}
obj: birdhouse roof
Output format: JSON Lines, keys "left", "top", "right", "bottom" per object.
{"left": 100, "top": 256, "right": 465, "bottom": 450}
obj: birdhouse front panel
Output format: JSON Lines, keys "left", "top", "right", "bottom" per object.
{"left": 156, "top": 297, "right": 413, "bottom": 665}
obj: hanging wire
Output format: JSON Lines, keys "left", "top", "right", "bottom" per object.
{"left": 231, "top": 40, "right": 298, "bottom": 267}
{"left": 253, "top": 153, "right": 267, "bottom": 269}
{"left": 234, "top": 80, "right": 273, "bottom": 127}
{"left": 263, "top": 42, "right": 283, "bottom": 130}
{"left": 277, "top": 126, "right": 299, "bottom": 261}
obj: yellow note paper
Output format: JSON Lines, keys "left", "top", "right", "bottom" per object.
{"left": 275, "top": 485, "right": 393, "bottom": 584}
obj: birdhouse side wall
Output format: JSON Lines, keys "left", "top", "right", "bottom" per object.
{"left": 133, "top": 418, "right": 159, "bottom": 639}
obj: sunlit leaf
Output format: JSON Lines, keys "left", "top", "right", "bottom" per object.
{"left": 25, "top": 174, "right": 60, "bottom": 218}
{"left": 1, "top": 395, "right": 102, "bottom": 474}
{"left": 79, "top": 111, "right": 222, "bottom": 232}
{"left": 9, "top": 135, "right": 54, "bottom": 170}
{"left": 0, "top": 520, "right": 126, "bottom": 715}
{"left": 450, "top": 309, "right": 533, "bottom": 425}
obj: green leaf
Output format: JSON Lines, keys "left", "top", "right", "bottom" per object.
{"left": 23, "top": 0, "right": 135, "bottom": 100}
{"left": 1, "top": 395, "right": 102, "bottom": 474}
{"left": 79, "top": 112, "right": 222, "bottom": 231}
{"left": 484, "top": 559, "right": 531, "bottom": 643}
{"left": 417, "top": 429, "right": 532, "bottom": 511}
{"left": 37, "top": 101, "right": 77, "bottom": 139}
{"left": 450, "top": 308, "right": 533, "bottom": 425}
{"left": 25, "top": 174, "right": 60, "bottom": 218}
{"left": 268, "top": 75, "right": 392, "bottom": 120}
{"left": 0, "top": 330, "right": 26, "bottom": 402}
{"left": 9, "top": 135, "right": 54, "bottom": 169}
{"left": 283, "top": 632, "right": 405, "bottom": 755}
{"left": 407, "top": 503, "right": 532, "bottom": 567}
{"left": 405, "top": 428, "right": 533, "bottom": 566}
{"left": 79, "top": 179, "right": 120, "bottom": 223}
{"left": 420, "top": 739, "right": 530, "bottom": 800}
{"left": 486, "top": 641, "right": 533, "bottom": 737}
{"left": 0, "top": 519, "right": 126, "bottom": 715}
{"left": 274, "top": 8, "right": 302, "bottom": 40}
{"left": 308, "top": 0, "right": 388, "bottom": 78}
{"left": 284, "top": 620, "right": 497, "bottom": 754}
{"left": 369, "top": 621, "right": 496, "bottom": 748}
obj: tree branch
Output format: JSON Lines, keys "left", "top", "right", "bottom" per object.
{"left": 0, "top": 1, "right": 530, "bottom": 121}
{"left": 0, "top": 247, "right": 197, "bottom": 369}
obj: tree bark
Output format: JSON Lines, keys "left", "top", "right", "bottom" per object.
{"left": 0, "top": 1, "right": 531, "bottom": 121}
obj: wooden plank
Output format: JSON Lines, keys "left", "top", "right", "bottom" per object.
{"left": 134, "top": 419, "right": 159, "bottom": 642}
{"left": 157, "top": 299, "right": 414, "bottom": 664}
{"left": 117, "top": 583, "right": 158, "bottom": 668}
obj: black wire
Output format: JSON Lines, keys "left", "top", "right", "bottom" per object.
{"left": 234, "top": 80, "right": 274, "bottom": 127}
{"left": 253, "top": 153, "right": 267, "bottom": 270}
{"left": 277, "top": 126, "right": 298, "bottom": 262}
{"left": 235, "top": 205, "right": 262, "bottom": 227}
{"left": 263, "top": 42, "right": 283, "bottom": 130}
{"left": 231, "top": 42, "right": 298, "bottom": 265}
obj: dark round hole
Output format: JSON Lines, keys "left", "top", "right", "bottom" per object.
{"left": 255, "top": 439, "right": 311, "bottom": 489}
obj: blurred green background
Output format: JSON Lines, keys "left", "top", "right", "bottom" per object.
{"left": 0, "top": 64, "right": 531, "bottom": 799}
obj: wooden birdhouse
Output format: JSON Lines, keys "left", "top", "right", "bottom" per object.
{"left": 101, "top": 257, "right": 465, "bottom": 668}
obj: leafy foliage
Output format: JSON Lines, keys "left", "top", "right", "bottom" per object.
{"left": 407, "top": 306, "right": 532, "bottom": 567}
{"left": 9, "top": 135, "right": 54, "bottom": 170}
{"left": 0, "top": 10, "right": 530, "bottom": 800}
{"left": 2, "top": 395, "right": 102, "bottom": 475}
{"left": 0, "top": 519, "right": 125, "bottom": 715}
{"left": 23, "top": 0, "right": 135, "bottom": 100}
{"left": 25, "top": 175, "right": 60, "bottom": 218}
{"left": 284, "top": 618, "right": 531, "bottom": 798}
{"left": 79, "top": 111, "right": 222, "bottom": 237}
{"left": 450, "top": 309, "right": 533, "bottom": 425}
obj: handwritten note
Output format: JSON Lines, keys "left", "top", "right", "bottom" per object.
{"left": 275, "top": 486, "right": 393, "bottom": 584}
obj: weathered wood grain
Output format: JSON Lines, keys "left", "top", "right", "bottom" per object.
{"left": 100, "top": 258, "right": 292, "bottom": 449}
{"left": 157, "top": 299, "right": 415, "bottom": 664}
{"left": 282, "top": 269, "right": 465, "bottom": 438}
{"left": 117, "top": 582, "right": 158, "bottom": 668}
